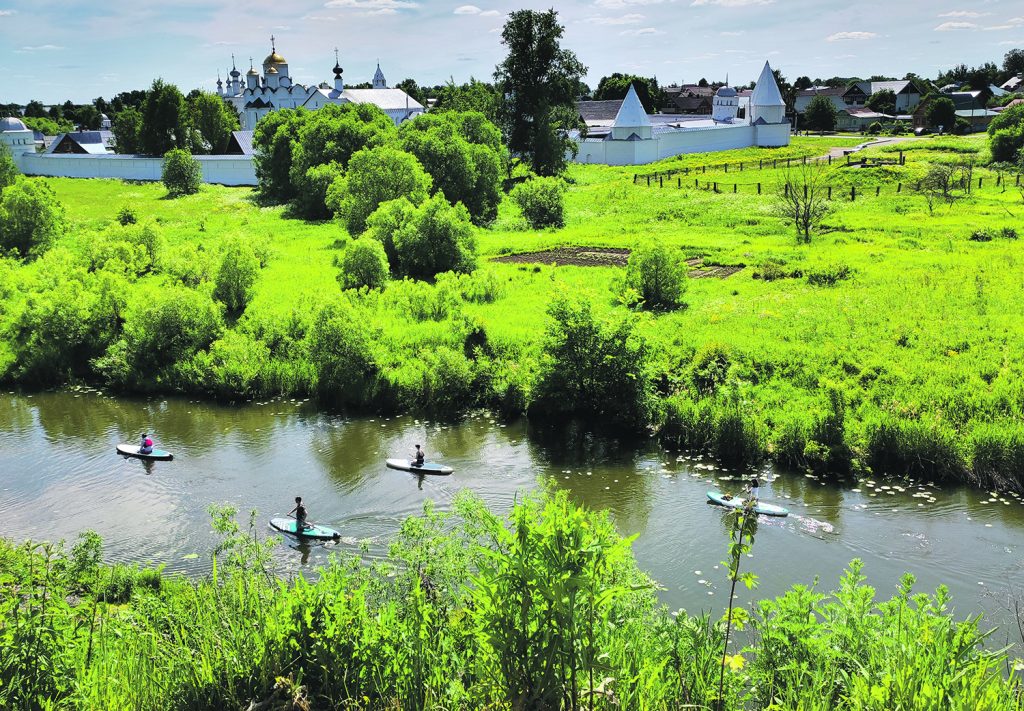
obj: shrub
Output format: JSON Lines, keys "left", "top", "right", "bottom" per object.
{"left": 161, "top": 148, "right": 201, "bottom": 197}
{"left": 214, "top": 240, "right": 262, "bottom": 314}
{"left": 867, "top": 121, "right": 882, "bottom": 135}
{"left": 339, "top": 238, "right": 390, "bottom": 290}
{"left": 116, "top": 205, "right": 137, "bottom": 226}
{"left": 691, "top": 342, "right": 732, "bottom": 395}
{"left": 326, "top": 146, "right": 431, "bottom": 234}
{"left": 0, "top": 143, "right": 18, "bottom": 192}
{"left": 531, "top": 293, "right": 656, "bottom": 431}
{"left": 307, "top": 296, "right": 381, "bottom": 407}
{"left": 192, "top": 330, "right": 271, "bottom": 398}
{"left": 621, "top": 240, "right": 687, "bottom": 309}
{"left": 865, "top": 415, "right": 965, "bottom": 480}
{"left": 806, "top": 262, "right": 852, "bottom": 286}
{"left": 370, "top": 194, "right": 476, "bottom": 280}
{"left": 0, "top": 178, "right": 65, "bottom": 258}
{"left": 290, "top": 161, "right": 343, "bottom": 220}
{"left": 510, "top": 177, "right": 566, "bottom": 229}
{"left": 989, "top": 125, "right": 1024, "bottom": 163}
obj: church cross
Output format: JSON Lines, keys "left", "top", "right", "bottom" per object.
{"left": 271, "top": 35, "right": 276, "bottom": 52}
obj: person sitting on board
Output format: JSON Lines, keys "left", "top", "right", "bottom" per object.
{"left": 289, "top": 496, "right": 308, "bottom": 531}
{"left": 139, "top": 432, "right": 154, "bottom": 455}
{"left": 745, "top": 476, "right": 761, "bottom": 502}
{"left": 412, "top": 444, "right": 425, "bottom": 468}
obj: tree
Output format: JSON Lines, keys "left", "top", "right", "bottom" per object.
{"left": 494, "top": 9, "right": 587, "bottom": 176}
{"left": 510, "top": 177, "right": 565, "bottom": 228}
{"left": 140, "top": 79, "right": 189, "bottom": 156}
{"left": 915, "top": 163, "right": 960, "bottom": 214}
{"left": 22, "top": 116, "right": 74, "bottom": 135}
{"left": 0, "top": 144, "right": 19, "bottom": 192}
{"left": 395, "top": 78, "right": 427, "bottom": 106}
{"left": 396, "top": 111, "right": 505, "bottom": 225}
{"left": 1005, "top": 48, "right": 1024, "bottom": 78}
{"left": 0, "top": 178, "right": 65, "bottom": 258}
{"left": 775, "top": 163, "right": 831, "bottom": 244}
{"left": 803, "top": 95, "right": 838, "bottom": 132}
{"left": 72, "top": 105, "right": 102, "bottom": 130}
{"left": 339, "top": 238, "right": 390, "bottom": 290}
{"left": 793, "top": 76, "right": 813, "bottom": 91}
{"left": 925, "top": 97, "right": 957, "bottom": 131}
{"left": 252, "top": 108, "right": 308, "bottom": 203}
{"left": 213, "top": 240, "right": 261, "bottom": 313}
{"left": 188, "top": 91, "right": 238, "bottom": 154}
{"left": 432, "top": 78, "right": 501, "bottom": 123}
{"left": 111, "top": 107, "right": 143, "bottom": 154}
{"left": 327, "top": 146, "right": 431, "bottom": 234}
{"left": 161, "top": 149, "right": 201, "bottom": 197}
{"left": 308, "top": 296, "right": 379, "bottom": 406}
{"left": 288, "top": 103, "right": 396, "bottom": 217}
{"left": 866, "top": 89, "right": 897, "bottom": 116}
{"left": 594, "top": 74, "right": 662, "bottom": 113}
{"left": 621, "top": 240, "right": 688, "bottom": 310}
{"left": 24, "top": 100, "right": 47, "bottom": 118}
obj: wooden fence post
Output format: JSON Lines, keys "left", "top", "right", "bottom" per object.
{"left": 633, "top": 174, "right": 637, "bottom": 184}
{"left": 784, "top": 184, "right": 789, "bottom": 197}
{"left": 875, "top": 186, "right": 880, "bottom": 196}
{"left": 678, "top": 177, "right": 681, "bottom": 188}
{"left": 646, "top": 176, "right": 650, "bottom": 186}
{"left": 978, "top": 177, "right": 983, "bottom": 189}
{"left": 660, "top": 177, "right": 664, "bottom": 188}
{"left": 897, "top": 183, "right": 902, "bottom": 193}
{"left": 757, "top": 183, "right": 762, "bottom": 195}
{"left": 695, "top": 178, "right": 699, "bottom": 188}
{"left": 851, "top": 185, "right": 856, "bottom": 201}
{"left": 828, "top": 186, "right": 832, "bottom": 200}
{"left": 725, "top": 163, "right": 729, "bottom": 173}
{"left": 804, "top": 185, "right": 808, "bottom": 200}
{"left": 829, "top": 155, "right": 832, "bottom": 165}
{"left": 733, "top": 184, "right": 737, "bottom": 193}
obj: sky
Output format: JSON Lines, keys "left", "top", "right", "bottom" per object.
{"left": 1, "top": 0, "right": 1021, "bottom": 105}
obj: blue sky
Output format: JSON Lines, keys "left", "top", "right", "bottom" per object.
{"left": 1, "top": 0, "right": 1021, "bottom": 104}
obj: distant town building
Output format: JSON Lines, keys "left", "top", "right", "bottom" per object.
{"left": 571, "top": 61, "right": 789, "bottom": 166}
{"left": 217, "top": 39, "right": 424, "bottom": 130}
{"left": 794, "top": 80, "right": 922, "bottom": 115}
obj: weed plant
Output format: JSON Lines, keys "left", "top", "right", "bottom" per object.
{"left": 0, "top": 490, "right": 1020, "bottom": 709}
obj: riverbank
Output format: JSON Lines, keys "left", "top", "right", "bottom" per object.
{"left": 3, "top": 135, "right": 1024, "bottom": 492}
{"left": 1, "top": 490, "right": 1020, "bottom": 710}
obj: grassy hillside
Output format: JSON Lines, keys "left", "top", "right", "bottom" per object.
{"left": 4, "top": 134, "right": 1024, "bottom": 489}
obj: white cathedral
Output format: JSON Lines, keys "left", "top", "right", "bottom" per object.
{"left": 217, "top": 38, "right": 425, "bottom": 130}
{"left": 573, "top": 61, "right": 791, "bottom": 166}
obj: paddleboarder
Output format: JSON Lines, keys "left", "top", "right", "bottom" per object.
{"left": 139, "top": 432, "right": 154, "bottom": 455}
{"left": 746, "top": 476, "right": 761, "bottom": 502}
{"left": 289, "top": 496, "right": 308, "bottom": 531}
{"left": 412, "top": 444, "right": 425, "bottom": 468}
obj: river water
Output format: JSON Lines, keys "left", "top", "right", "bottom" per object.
{"left": 1, "top": 390, "right": 1022, "bottom": 642}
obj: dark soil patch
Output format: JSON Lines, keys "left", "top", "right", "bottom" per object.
{"left": 492, "top": 247, "right": 631, "bottom": 267}
{"left": 492, "top": 247, "right": 743, "bottom": 278}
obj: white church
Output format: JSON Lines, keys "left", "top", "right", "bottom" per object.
{"left": 218, "top": 39, "right": 425, "bottom": 130}
{"left": 573, "top": 61, "right": 790, "bottom": 166}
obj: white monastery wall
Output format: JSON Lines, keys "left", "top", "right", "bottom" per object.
{"left": 14, "top": 153, "right": 257, "bottom": 186}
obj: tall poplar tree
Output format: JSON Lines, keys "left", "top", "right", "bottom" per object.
{"left": 493, "top": 9, "right": 586, "bottom": 176}
{"left": 140, "top": 79, "right": 188, "bottom": 156}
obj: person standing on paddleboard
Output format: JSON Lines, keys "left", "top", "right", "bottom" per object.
{"left": 289, "top": 496, "right": 308, "bottom": 530}
{"left": 746, "top": 476, "right": 760, "bottom": 502}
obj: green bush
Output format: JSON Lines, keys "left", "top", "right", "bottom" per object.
{"left": 192, "top": 329, "right": 271, "bottom": 399}
{"left": 510, "top": 177, "right": 566, "bottom": 229}
{"left": 0, "top": 143, "right": 18, "bottom": 192}
{"left": 531, "top": 293, "right": 656, "bottom": 431}
{"left": 307, "top": 296, "right": 381, "bottom": 407}
{"left": 369, "top": 194, "right": 476, "bottom": 280}
{"left": 339, "top": 238, "right": 390, "bottom": 290}
{"left": 621, "top": 240, "right": 687, "bottom": 309}
{"left": 161, "top": 148, "right": 201, "bottom": 197}
{"left": 326, "top": 146, "right": 431, "bottom": 234}
{"left": 116, "top": 205, "right": 137, "bottom": 226}
{"left": 0, "top": 178, "right": 65, "bottom": 258}
{"left": 806, "top": 262, "right": 852, "bottom": 286}
{"left": 989, "top": 125, "right": 1024, "bottom": 163}
{"left": 290, "top": 161, "right": 342, "bottom": 220}
{"left": 213, "top": 240, "right": 261, "bottom": 314}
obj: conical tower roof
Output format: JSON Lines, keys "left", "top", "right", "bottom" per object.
{"left": 613, "top": 84, "right": 651, "bottom": 128}
{"left": 751, "top": 61, "right": 785, "bottom": 106}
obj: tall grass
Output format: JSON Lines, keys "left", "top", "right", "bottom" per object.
{"left": 0, "top": 490, "right": 1021, "bottom": 710}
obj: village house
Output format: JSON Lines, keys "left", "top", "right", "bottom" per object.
{"left": 795, "top": 80, "right": 922, "bottom": 116}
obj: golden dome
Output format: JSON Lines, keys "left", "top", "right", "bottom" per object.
{"left": 247, "top": 67, "right": 259, "bottom": 76}
{"left": 266, "top": 66, "right": 278, "bottom": 74}
{"left": 263, "top": 52, "right": 286, "bottom": 66}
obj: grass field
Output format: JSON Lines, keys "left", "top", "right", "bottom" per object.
{"left": 5, "top": 134, "right": 1024, "bottom": 489}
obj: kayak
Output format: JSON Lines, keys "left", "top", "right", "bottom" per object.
{"left": 269, "top": 517, "right": 341, "bottom": 541}
{"left": 116, "top": 444, "right": 174, "bottom": 461}
{"left": 707, "top": 491, "right": 789, "bottom": 518}
{"left": 386, "top": 458, "right": 454, "bottom": 475}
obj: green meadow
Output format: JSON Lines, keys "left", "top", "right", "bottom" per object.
{"left": 4, "top": 134, "right": 1024, "bottom": 489}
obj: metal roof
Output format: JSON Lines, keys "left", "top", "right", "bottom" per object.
{"left": 751, "top": 61, "right": 785, "bottom": 107}
{"left": 612, "top": 85, "right": 651, "bottom": 128}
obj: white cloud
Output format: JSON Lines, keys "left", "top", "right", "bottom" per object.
{"left": 937, "top": 10, "right": 987, "bottom": 18}
{"left": 1007, "top": 16, "right": 1024, "bottom": 25}
{"left": 18, "top": 44, "right": 64, "bottom": 51}
{"left": 480, "top": 10, "right": 500, "bottom": 16}
{"left": 454, "top": 5, "right": 481, "bottom": 14}
{"left": 0, "top": 9, "right": 16, "bottom": 16}
{"left": 934, "top": 21, "right": 977, "bottom": 30}
{"left": 324, "top": 0, "right": 418, "bottom": 10}
{"left": 583, "top": 13, "right": 645, "bottom": 24}
{"left": 720, "top": 30, "right": 744, "bottom": 36}
{"left": 826, "top": 31, "right": 878, "bottom": 41}
{"left": 691, "top": 0, "right": 772, "bottom": 6}
{"left": 594, "top": 0, "right": 667, "bottom": 8}
{"left": 620, "top": 27, "right": 666, "bottom": 36}
{"left": 985, "top": 24, "right": 1015, "bottom": 30}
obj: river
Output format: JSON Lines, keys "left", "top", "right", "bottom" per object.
{"left": 1, "top": 389, "right": 1022, "bottom": 643}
